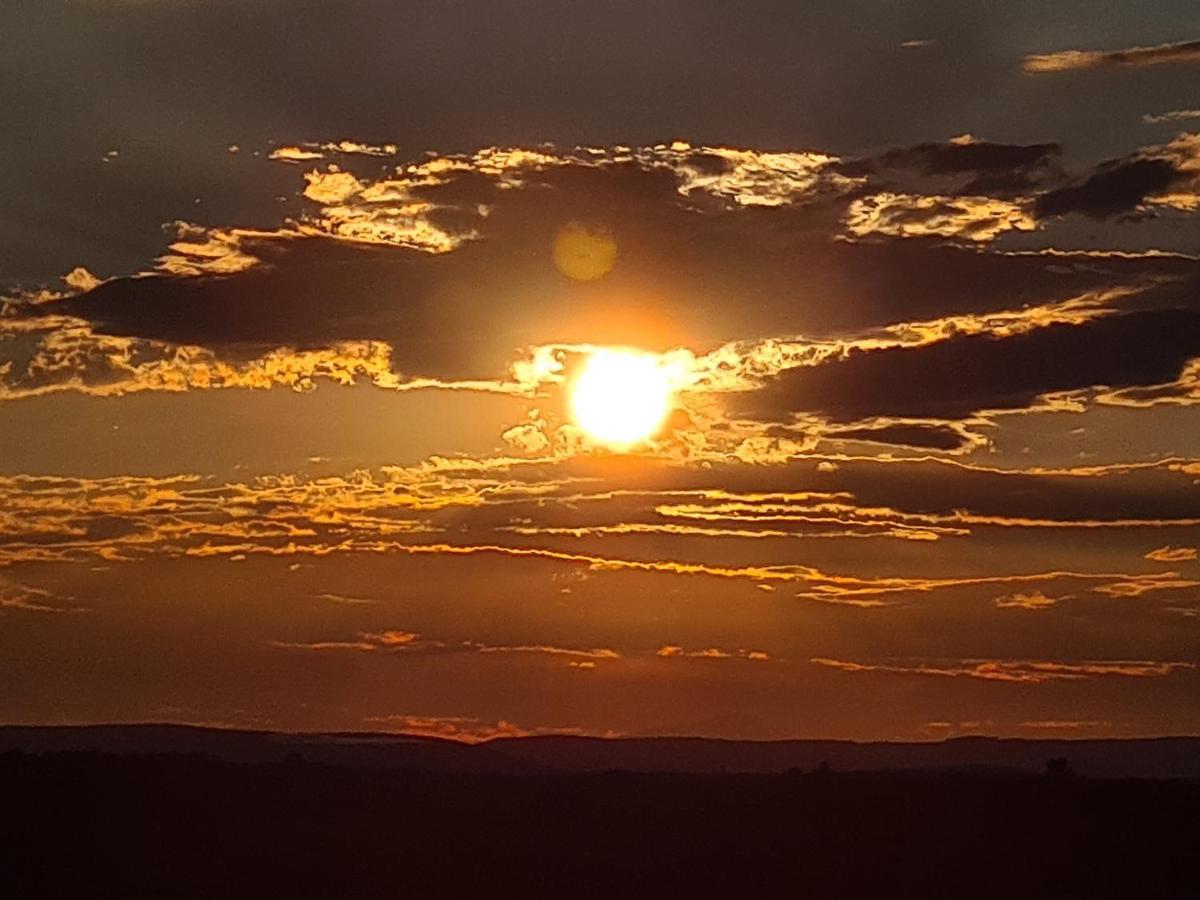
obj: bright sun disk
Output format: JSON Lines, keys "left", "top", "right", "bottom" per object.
{"left": 570, "top": 349, "right": 676, "bottom": 448}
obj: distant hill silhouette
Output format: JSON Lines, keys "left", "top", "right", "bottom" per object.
{"left": 2, "top": 724, "right": 1198, "bottom": 778}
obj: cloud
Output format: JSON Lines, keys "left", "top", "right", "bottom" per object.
{"left": 812, "top": 656, "right": 1194, "bottom": 683}
{"left": 844, "top": 193, "right": 1035, "bottom": 241}
{"left": 1092, "top": 572, "right": 1200, "bottom": 598}
{"left": 359, "top": 713, "right": 590, "bottom": 743}
{"left": 316, "top": 592, "right": 381, "bottom": 605}
{"left": 6, "top": 452, "right": 1200, "bottom": 643}
{"left": 269, "top": 146, "right": 325, "bottom": 163}
{"left": 272, "top": 630, "right": 426, "bottom": 653}
{"left": 993, "top": 591, "right": 1060, "bottom": 611}
{"left": 301, "top": 169, "right": 365, "bottom": 204}
{"left": 467, "top": 642, "right": 621, "bottom": 661}
{"left": 274, "top": 625, "right": 619, "bottom": 666}
{"left": 0, "top": 579, "right": 87, "bottom": 615}
{"left": 155, "top": 223, "right": 263, "bottom": 276}
{"left": 1018, "top": 720, "right": 1112, "bottom": 730}
{"left": 1035, "top": 159, "right": 1180, "bottom": 219}
{"left": 320, "top": 140, "right": 398, "bottom": 157}
{"left": 8, "top": 138, "right": 1197, "bottom": 404}
{"left": 822, "top": 422, "right": 980, "bottom": 452}
{"left": 1144, "top": 545, "right": 1198, "bottom": 563}
{"left": 737, "top": 308, "right": 1200, "bottom": 422}
{"left": 1023, "top": 39, "right": 1200, "bottom": 73}
{"left": 1144, "top": 109, "right": 1200, "bottom": 125}
{"left": 1035, "top": 133, "right": 1200, "bottom": 219}
{"left": 836, "top": 138, "right": 1064, "bottom": 197}
{"left": 63, "top": 267, "right": 103, "bottom": 292}
{"left": 656, "top": 645, "right": 768, "bottom": 661}
{"left": 8, "top": 452, "right": 1200, "bottom": 580}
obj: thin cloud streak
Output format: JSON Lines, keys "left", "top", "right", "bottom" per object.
{"left": 1024, "top": 39, "right": 1200, "bottom": 73}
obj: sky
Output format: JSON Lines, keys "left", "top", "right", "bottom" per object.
{"left": 2, "top": 0, "right": 1199, "bottom": 742}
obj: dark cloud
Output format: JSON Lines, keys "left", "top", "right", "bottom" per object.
{"left": 31, "top": 148, "right": 1196, "bottom": 388}
{"left": 1024, "top": 39, "right": 1200, "bottom": 73}
{"left": 1035, "top": 158, "right": 1183, "bottom": 220}
{"left": 738, "top": 308, "right": 1200, "bottom": 421}
{"left": 838, "top": 139, "right": 1064, "bottom": 197}
{"left": 824, "top": 423, "right": 969, "bottom": 451}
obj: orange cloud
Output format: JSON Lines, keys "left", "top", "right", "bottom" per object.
{"left": 994, "top": 591, "right": 1060, "bottom": 611}
{"left": 269, "top": 146, "right": 325, "bottom": 163}
{"left": 812, "top": 657, "right": 1194, "bottom": 683}
{"left": 0, "top": 579, "right": 87, "bottom": 615}
{"left": 657, "top": 645, "right": 768, "bottom": 661}
{"left": 273, "top": 628, "right": 618, "bottom": 666}
{"left": 359, "top": 714, "right": 590, "bottom": 743}
{"left": 467, "top": 642, "right": 621, "bottom": 661}
{"left": 1145, "top": 545, "right": 1198, "bottom": 563}
{"left": 1093, "top": 572, "right": 1200, "bottom": 598}
{"left": 63, "top": 267, "right": 102, "bottom": 292}
{"left": 845, "top": 192, "right": 1035, "bottom": 241}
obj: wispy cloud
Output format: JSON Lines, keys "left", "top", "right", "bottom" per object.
{"left": 359, "top": 713, "right": 595, "bottom": 743}
{"left": 0, "top": 578, "right": 87, "bottom": 615}
{"left": 1143, "top": 108, "right": 1200, "bottom": 125}
{"left": 657, "top": 645, "right": 769, "bottom": 661}
{"left": 1024, "top": 39, "right": 1200, "bottom": 73}
{"left": 1144, "top": 545, "right": 1198, "bottom": 563}
{"left": 812, "top": 657, "right": 1194, "bottom": 683}
{"left": 274, "top": 628, "right": 620, "bottom": 667}
{"left": 993, "top": 591, "right": 1061, "bottom": 611}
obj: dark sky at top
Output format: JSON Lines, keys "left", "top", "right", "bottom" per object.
{"left": 3, "top": 0, "right": 1197, "bottom": 280}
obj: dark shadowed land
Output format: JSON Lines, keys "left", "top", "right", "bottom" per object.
{"left": 3, "top": 723, "right": 1200, "bottom": 777}
{"left": 3, "top": 727, "right": 1199, "bottom": 898}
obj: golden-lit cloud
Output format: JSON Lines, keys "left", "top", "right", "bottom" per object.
{"left": 1144, "top": 109, "right": 1200, "bottom": 125}
{"left": 269, "top": 146, "right": 325, "bottom": 163}
{"left": 320, "top": 140, "right": 398, "bottom": 157}
{"left": 63, "top": 267, "right": 103, "bottom": 292}
{"left": 844, "top": 193, "right": 1035, "bottom": 241}
{"left": 6, "top": 137, "right": 1197, "bottom": 426}
{"left": 155, "top": 223, "right": 264, "bottom": 276}
{"left": 660, "top": 141, "right": 855, "bottom": 206}
{"left": 1144, "top": 545, "right": 1198, "bottom": 563}
{"left": 301, "top": 169, "right": 365, "bottom": 204}
{"left": 1092, "top": 572, "right": 1200, "bottom": 598}
{"left": 359, "top": 714, "right": 595, "bottom": 743}
{"left": 274, "top": 627, "right": 619, "bottom": 667}
{"left": 469, "top": 643, "right": 620, "bottom": 662}
{"left": 657, "top": 645, "right": 768, "bottom": 661}
{"left": 993, "top": 591, "right": 1060, "bottom": 611}
{"left": 1023, "top": 39, "right": 1200, "bottom": 73}
{"left": 812, "top": 657, "right": 1194, "bottom": 683}
{"left": 316, "top": 592, "right": 381, "bottom": 606}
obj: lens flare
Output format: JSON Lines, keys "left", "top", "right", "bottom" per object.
{"left": 553, "top": 222, "right": 618, "bottom": 281}
{"left": 570, "top": 349, "right": 676, "bottom": 448}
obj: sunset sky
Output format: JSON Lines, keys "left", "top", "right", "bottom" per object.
{"left": 3, "top": 0, "right": 1199, "bottom": 742}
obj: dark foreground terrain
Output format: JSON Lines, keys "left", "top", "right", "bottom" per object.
{"left": 3, "top": 750, "right": 1198, "bottom": 899}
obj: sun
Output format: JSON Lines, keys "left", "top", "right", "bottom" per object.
{"left": 570, "top": 349, "right": 676, "bottom": 448}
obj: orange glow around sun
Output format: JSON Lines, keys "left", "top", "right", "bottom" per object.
{"left": 569, "top": 349, "right": 678, "bottom": 448}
